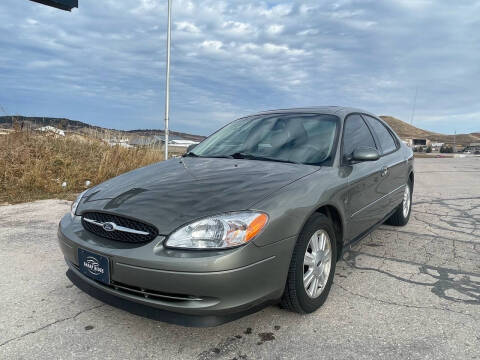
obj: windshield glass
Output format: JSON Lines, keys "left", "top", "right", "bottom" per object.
{"left": 191, "top": 113, "right": 339, "bottom": 165}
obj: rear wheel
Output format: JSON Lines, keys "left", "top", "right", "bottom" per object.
{"left": 386, "top": 180, "right": 412, "bottom": 226}
{"left": 280, "top": 213, "right": 337, "bottom": 313}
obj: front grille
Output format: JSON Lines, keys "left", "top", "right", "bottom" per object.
{"left": 81, "top": 212, "right": 158, "bottom": 243}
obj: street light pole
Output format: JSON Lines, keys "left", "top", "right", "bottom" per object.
{"left": 454, "top": 130, "right": 456, "bottom": 153}
{"left": 164, "top": 0, "right": 172, "bottom": 160}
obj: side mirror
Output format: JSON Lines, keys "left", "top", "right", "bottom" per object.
{"left": 186, "top": 144, "right": 197, "bottom": 153}
{"left": 351, "top": 147, "right": 380, "bottom": 162}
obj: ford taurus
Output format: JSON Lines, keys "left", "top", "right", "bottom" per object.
{"left": 58, "top": 106, "right": 414, "bottom": 326}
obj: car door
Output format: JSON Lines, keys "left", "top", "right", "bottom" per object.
{"left": 342, "top": 114, "right": 385, "bottom": 242}
{"left": 362, "top": 115, "right": 406, "bottom": 211}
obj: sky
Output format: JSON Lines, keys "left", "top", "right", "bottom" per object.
{"left": 0, "top": 0, "right": 479, "bottom": 136}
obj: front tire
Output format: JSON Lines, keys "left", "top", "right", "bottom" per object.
{"left": 386, "top": 180, "right": 412, "bottom": 226}
{"left": 280, "top": 213, "right": 337, "bottom": 313}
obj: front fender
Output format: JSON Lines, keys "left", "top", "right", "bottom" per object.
{"left": 251, "top": 168, "right": 348, "bottom": 247}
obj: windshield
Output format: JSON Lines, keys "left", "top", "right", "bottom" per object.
{"left": 190, "top": 113, "right": 339, "bottom": 165}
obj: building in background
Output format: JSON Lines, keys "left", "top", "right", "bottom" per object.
{"left": 464, "top": 143, "right": 480, "bottom": 154}
{"left": 36, "top": 126, "right": 65, "bottom": 137}
{"left": 128, "top": 135, "right": 199, "bottom": 148}
{"left": 430, "top": 142, "right": 444, "bottom": 151}
{"left": 401, "top": 138, "right": 430, "bottom": 150}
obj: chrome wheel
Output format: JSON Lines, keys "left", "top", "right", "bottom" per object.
{"left": 403, "top": 185, "right": 411, "bottom": 218}
{"left": 303, "top": 230, "right": 332, "bottom": 299}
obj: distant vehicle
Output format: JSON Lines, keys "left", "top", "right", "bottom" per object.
{"left": 58, "top": 107, "right": 414, "bottom": 326}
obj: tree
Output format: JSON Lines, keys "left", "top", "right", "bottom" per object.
{"left": 440, "top": 145, "right": 453, "bottom": 153}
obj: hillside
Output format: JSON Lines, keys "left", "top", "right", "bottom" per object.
{"left": 380, "top": 116, "right": 480, "bottom": 146}
{"left": 0, "top": 116, "right": 205, "bottom": 142}
{"left": 379, "top": 116, "right": 435, "bottom": 139}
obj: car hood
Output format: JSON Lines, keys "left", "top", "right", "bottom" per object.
{"left": 77, "top": 157, "right": 319, "bottom": 234}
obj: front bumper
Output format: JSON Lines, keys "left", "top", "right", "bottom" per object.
{"left": 58, "top": 214, "right": 296, "bottom": 325}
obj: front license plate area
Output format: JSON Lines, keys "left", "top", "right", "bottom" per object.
{"left": 78, "top": 248, "right": 110, "bottom": 285}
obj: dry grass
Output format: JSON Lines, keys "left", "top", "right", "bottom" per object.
{"left": 0, "top": 131, "right": 174, "bottom": 204}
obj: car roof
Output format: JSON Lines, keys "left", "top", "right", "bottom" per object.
{"left": 245, "top": 106, "right": 378, "bottom": 119}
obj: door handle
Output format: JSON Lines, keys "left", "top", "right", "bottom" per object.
{"left": 381, "top": 166, "right": 389, "bottom": 177}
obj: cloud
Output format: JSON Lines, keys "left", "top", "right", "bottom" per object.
{"left": 221, "top": 21, "right": 256, "bottom": 37}
{"left": 199, "top": 40, "right": 223, "bottom": 53}
{"left": 26, "top": 59, "right": 67, "bottom": 69}
{"left": 266, "top": 24, "right": 284, "bottom": 35}
{"left": 176, "top": 21, "right": 201, "bottom": 33}
{"left": 0, "top": 0, "right": 478, "bottom": 135}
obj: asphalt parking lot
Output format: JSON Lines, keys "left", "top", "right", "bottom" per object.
{"left": 1, "top": 157, "right": 479, "bottom": 360}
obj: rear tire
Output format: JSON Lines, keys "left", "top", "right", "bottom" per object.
{"left": 280, "top": 213, "right": 337, "bottom": 313}
{"left": 386, "top": 180, "right": 412, "bottom": 226}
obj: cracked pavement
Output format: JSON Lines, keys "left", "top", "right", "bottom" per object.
{"left": 1, "top": 157, "right": 479, "bottom": 359}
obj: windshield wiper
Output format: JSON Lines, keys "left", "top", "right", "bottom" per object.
{"left": 229, "top": 152, "right": 300, "bottom": 164}
{"left": 206, "top": 155, "right": 234, "bottom": 159}
{"left": 185, "top": 151, "right": 299, "bottom": 164}
{"left": 183, "top": 152, "right": 233, "bottom": 159}
{"left": 182, "top": 152, "right": 199, "bottom": 157}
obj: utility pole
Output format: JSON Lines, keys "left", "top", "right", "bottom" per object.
{"left": 453, "top": 130, "right": 456, "bottom": 153}
{"left": 410, "top": 86, "right": 418, "bottom": 125}
{"left": 164, "top": 0, "right": 172, "bottom": 160}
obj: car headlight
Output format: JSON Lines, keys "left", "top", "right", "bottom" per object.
{"left": 71, "top": 190, "right": 88, "bottom": 219}
{"left": 165, "top": 212, "right": 268, "bottom": 249}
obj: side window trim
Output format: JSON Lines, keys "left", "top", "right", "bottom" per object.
{"left": 361, "top": 114, "right": 400, "bottom": 157}
{"left": 340, "top": 113, "right": 379, "bottom": 165}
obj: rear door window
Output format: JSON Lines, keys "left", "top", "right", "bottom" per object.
{"left": 362, "top": 115, "right": 398, "bottom": 155}
{"left": 342, "top": 114, "right": 377, "bottom": 159}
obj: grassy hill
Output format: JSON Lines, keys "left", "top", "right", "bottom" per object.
{"left": 380, "top": 116, "right": 479, "bottom": 146}
{"left": 0, "top": 116, "right": 205, "bottom": 142}
{"left": 379, "top": 116, "right": 435, "bottom": 139}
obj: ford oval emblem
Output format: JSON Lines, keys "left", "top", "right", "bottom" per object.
{"left": 103, "top": 222, "right": 116, "bottom": 232}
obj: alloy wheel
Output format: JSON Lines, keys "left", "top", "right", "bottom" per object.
{"left": 403, "top": 185, "right": 411, "bottom": 218}
{"left": 303, "top": 230, "right": 332, "bottom": 299}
